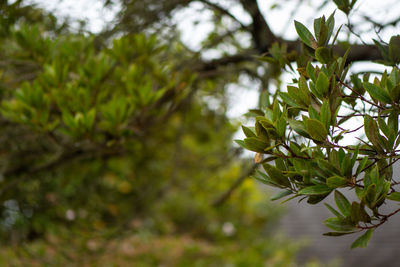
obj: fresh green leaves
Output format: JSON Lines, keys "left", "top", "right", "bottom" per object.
{"left": 298, "top": 184, "right": 332, "bottom": 195}
{"left": 351, "top": 229, "right": 373, "bottom": 249}
{"left": 315, "top": 47, "right": 332, "bottom": 63}
{"left": 295, "top": 13, "right": 336, "bottom": 49}
{"left": 295, "top": 20, "right": 316, "bottom": 49}
{"left": 327, "top": 176, "right": 347, "bottom": 188}
{"left": 242, "top": 12, "right": 400, "bottom": 249}
{"left": 263, "top": 164, "right": 291, "bottom": 188}
{"left": 316, "top": 72, "right": 330, "bottom": 96}
{"left": 334, "top": 191, "right": 351, "bottom": 217}
{"left": 387, "top": 192, "right": 400, "bottom": 201}
{"left": 363, "top": 82, "right": 392, "bottom": 103}
{"left": 333, "top": 0, "right": 358, "bottom": 14}
{"left": 364, "top": 115, "right": 386, "bottom": 153}
{"left": 324, "top": 217, "right": 356, "bottom": 232}
{"left": 305, "top": 119, "right": 328, "bottom": 141}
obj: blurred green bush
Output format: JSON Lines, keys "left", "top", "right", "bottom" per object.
{"left": 0, "top": 1, "right": 325, "bottom": 266}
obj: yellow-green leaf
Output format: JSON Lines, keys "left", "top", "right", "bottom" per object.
{"left": 298, "top": 184, "right": 332, "bottom": 195}
{"left": 327, "top": 176, "right": 347, "bottom": 188}
{"left": 306, "top": 119, "right": 328, "bottom": 141}
{"left": 295, "top": 20, "right": 316, "bottom": 49}
{"left": 351, "top": 229, "right": 373, "bottom": 249}
{"left": 363, "top": 82, "right": 392, "bottom": 103}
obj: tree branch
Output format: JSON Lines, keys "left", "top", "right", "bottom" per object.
{"left": 193, "top": 42, "right": 382, "bottom": 78}
{"left": 239, "top": 0, "right": 277, "bottom": 51}
{"left": 197, "top": 0, "right": 249, "bottom": 30}
{"left": 194, "top": 52, "right": 255, "bottom": 74}
{"left": 212, "top": 164, "right": 258, "bottom": 206}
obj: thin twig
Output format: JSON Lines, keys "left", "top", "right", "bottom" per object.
{"left": 212, "top": 164, "right": 258, "bottom": 206}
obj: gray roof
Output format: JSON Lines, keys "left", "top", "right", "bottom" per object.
{"left": 280, "top": 193, "right": 400, "bottom": 266}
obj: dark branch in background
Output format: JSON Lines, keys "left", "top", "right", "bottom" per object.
{"left": 363, "top": 14, "right": 400, "bottom": 32}
{"left": 198, "top": 0, "right": 249, "bottom": 30}
{"left": 338, "top": 44, "right": 382, "bottom": 62}
{"left": 194, "top": 0, "right": 383, "bottom": 75}
{"left": 194, "top": 52, "right": 255, "bottom": 74}
{"left": 103, "top": 0, "right": 385, "bottom": 81}
{"left": 193, "top": 43, "right": 382, "bottom": 79}
{"left": 212, "top": 164, "right": 258, "bottom": 206}
{"left": 239, "top": 0, "right": 277, "bottom": 52}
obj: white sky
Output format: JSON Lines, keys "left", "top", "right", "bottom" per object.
{"left": 27, "top": 0, "right": 119, "bottom": 32}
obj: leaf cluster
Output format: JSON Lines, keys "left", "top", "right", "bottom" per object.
{"left": 239, "top": 13, "right": 400, "bottom": 248}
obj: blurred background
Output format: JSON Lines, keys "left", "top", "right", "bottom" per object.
{"left": 0, "top": 0, "right": 400, "bottom": 266}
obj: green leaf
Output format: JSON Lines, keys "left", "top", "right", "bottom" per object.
{"left": 242, "top": 125, "right": 256, "bottom": 138}
{"left": 389, "top": 35, "right": 400, "bottom": 63}
{"left": 351, "top": 229, "right": 373, "bottom": 249}
{"left": 364, "top": 115, "right": 385, "bottom": 153}
{"left": 279, "top": 92, "right": 302, "bottom": 108}
{"left": 255, "top": 118, "right": 272, "bottom": 141}
{"left": 355, "top": 157, "right": 369, "bottom": 176}
{"left": 350, "top": 146, "right": 359, "bottom": 171}
{"left": 341, "top": 156, "right": 353, "bottom": 178}
{"left": 390, "top": 84, "right": 400, "bottom": 102}
{"left": 317, "top": 21, "right": 329, "bottom": 47}
{"left": 263, "top": 164, "right": 291, "bottom": 188}
{"left": 363, "top": 82, "right": 392, "bottom": 104}
{"left": 272, "top": 100, "right": 281, "bottom": 121}
{"left": 326, "top": 12, "right": 335, "bottom": 44}
{"left": 334, "top": 190, "right": 351, "bottom": 217}
{"left": 298, "top": 76, "right": 311, "bottom": 104}
{"left": 234, "top": 140, "right": 247, "bottom": 149}
{"left": 388, "top": 111, "right": 399, "bottom": 134}
{"left": 315, "top": 47, "right": 332, "bottom": 63}
{"left": 327, "top": 176, "right": 347, "bottom": 188}
{"left": 324, "top": 217, "right": 356, "bottom": 232}
{"left": 270, "top": 190, "right": 293, "bottom": 201}
{"left": 307, "top": 193, "right": 329, "bottom": 204}
{"left": 288, "top": 119, "right": 311, "bottom": 138}
{"left": 295, "top": 20, "right": 316, "bottom": 49}
{"left": 377, "top": 116, "right": 390, "bottom": 138}
{"left": 325, "top": 203, "right": 344, "bottom": 218}
{"left": 323, "top": 231, "right": 357, "bottom": 236}
{"left": 288, "top": 85, "right": 310, "bottom": 106}
{"left": 350, "top": 202, "right": 371, "bottom": 223}
{"left": 85, "top": 108, "right": 96, "bottom": 129}
{"left": 350, "top": 202, "right": 361, "bottom": 223}
{"left": 364, "top": 184, "right": 377, "bottom": 207}
{"left": 338, "top": 48, "right": 351, "bottom": 80}
{"left": 320, "top": 100, "right": 331, "bottom": 131}
{"left": 252, "top": 170, "right": 283, "bottom": 188}
{"left": 308, "top": 105, "right": 319, "bottom": 120}
{"left": 387, "top": 192, "right": 400, "bottom": 201}
{"left": 374, "top": 39, "right": 390, "bottom": 62}
{"left": 316, "top": 72, "right": 329, "bottom": 96}
{"left": 276, "top": 117, "right": 286, "bottom": 137}
{"left": 305, "top": 119, "right": 328, "bottom": 141}
{"left": 314, "top": 17, "right": 321, "bottom": 40}
{"left": 306, "top": 62, "right": 316, "bottom": 82}
{"left": 298, "top": 184, "right": 332, "bottom": 195}
{"left": 244, "top": 137, "right": 268, "bottom": 153}
{"left": 317, "top": 159, "right": 342, "bottom": 176}
{"left": 62, "top": 109, "right": 76, "bottom": 129}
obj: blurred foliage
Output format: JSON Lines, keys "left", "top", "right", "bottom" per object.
{"left": 0, "top": 1, "right": 324, "bottom": 266}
